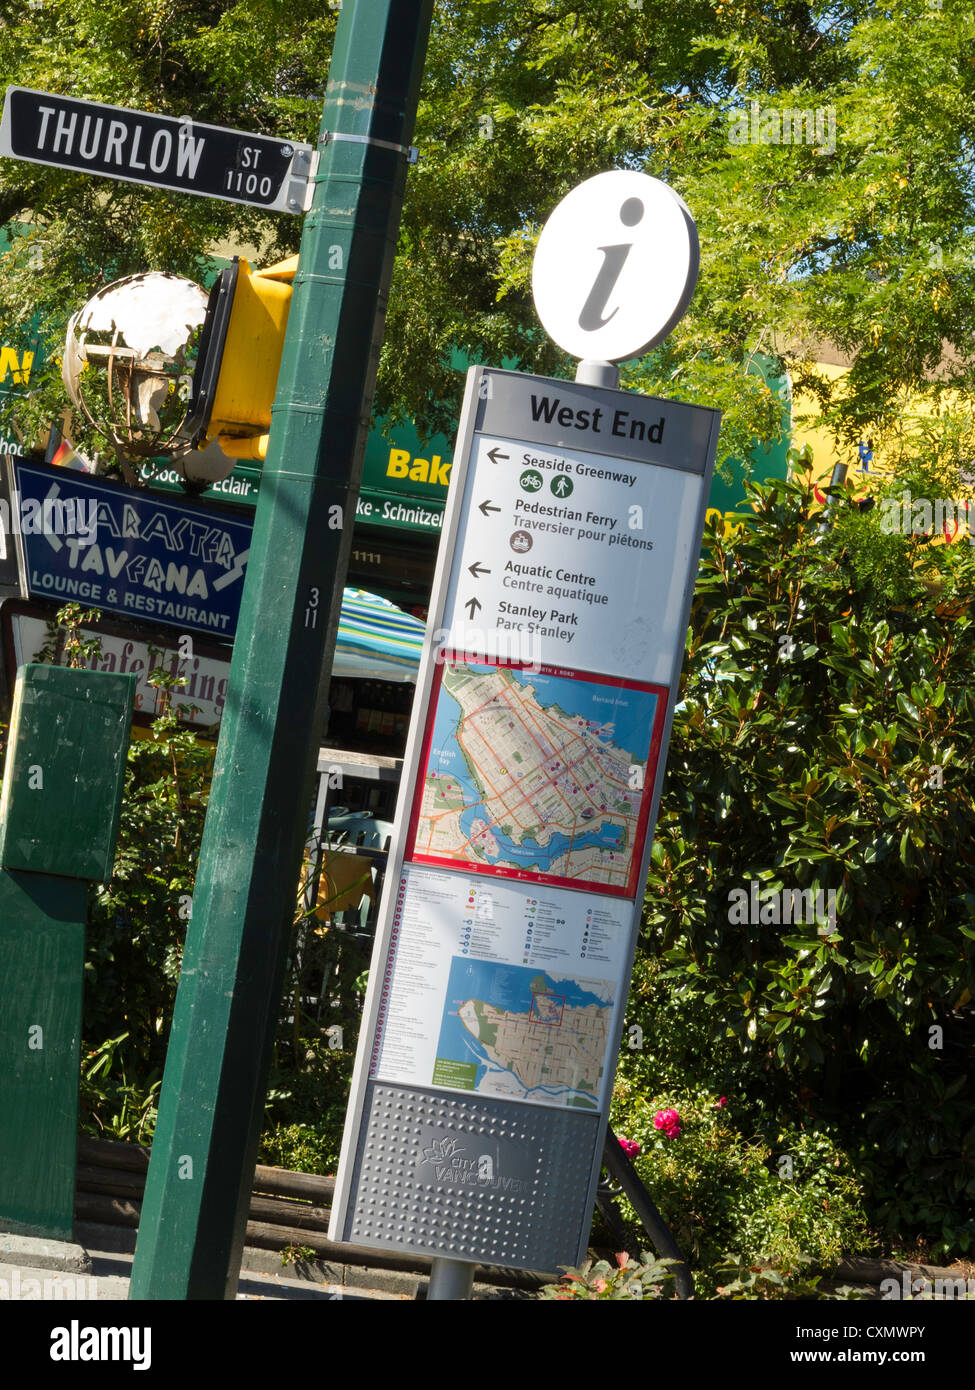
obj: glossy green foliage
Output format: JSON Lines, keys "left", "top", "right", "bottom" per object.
{"left": 2, "top": 1, "right": 974, "bottom": 471}
{"left": 629, "top": 473, "right": 975, "bottom": 1256}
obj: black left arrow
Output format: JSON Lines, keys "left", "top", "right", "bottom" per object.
{"left": 487, "top": 447, "right": 509, "bottom": 465}
{"left": 479, "top": 500, "right": 501, "bottom": 516}
{"left": 468, "top": 561, "right": 491, "bottom": 578}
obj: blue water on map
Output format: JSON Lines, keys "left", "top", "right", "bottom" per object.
{"left": 434, "top": 958, "right": 612, "bottom": 1106}
{"left": 456, "top": 807, "right": 623, "bottom": 866}
{"left": 426, "top": 664, "right": 657, "bottom": 874}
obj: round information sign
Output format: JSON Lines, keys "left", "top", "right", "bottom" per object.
{"left": 531, "top": 170, "right": 699, "bottom": 363}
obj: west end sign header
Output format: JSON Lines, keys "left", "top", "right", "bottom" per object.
{"left": 477, "top": 373, "right": 714, "bottom": 470}
{"left": 0, "top": 88, "right": 313, "bottom": 213}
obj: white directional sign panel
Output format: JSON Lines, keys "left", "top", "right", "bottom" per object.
{"left": 0, "top": 87, "right": 313, "bottom": 213}
{"left": 330, "top": 367, "right": 719, "bottom": 1273}
{"left": 442, "top": 440, "right": 704, "bottom": 683}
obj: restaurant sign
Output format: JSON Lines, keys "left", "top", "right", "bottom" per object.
{"left": 13, "top": 458, "right": 251, "bottom": 639}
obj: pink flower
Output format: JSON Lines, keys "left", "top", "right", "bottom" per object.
{"left": 716, "top": 1096, "right": 728, "bottom": 1109}
{"left": 617, "top": 1136, "right": 641, "bottom": 1161}
{"left": 653, "top": 1108, "right": 681, "bottom": 1138}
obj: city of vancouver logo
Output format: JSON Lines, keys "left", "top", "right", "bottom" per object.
{"left": 418, "top": 1134, "right": 529, "bottom": 1194}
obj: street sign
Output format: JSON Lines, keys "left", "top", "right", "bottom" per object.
{"left": 329, "top": 366, "right": 719, "bottom": 1273}
{"left": 441, "top": 372, "right": 714, "bottom": 681}
{"left": 532, "top": 170, "right": 699, "bottom": 363}
{"left": 0, "top": 87, "right": 314, "bottom": 213}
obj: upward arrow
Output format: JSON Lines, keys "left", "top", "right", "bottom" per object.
{"left": 464, "top": 596, "right": 482, "bottom": 619}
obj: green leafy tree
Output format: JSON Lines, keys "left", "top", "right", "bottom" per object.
{"left": 2, "top": 0, "right": 973, "bottom": 467}
{"left": 627, "top": 471, "right": 975, "bottom": 1257}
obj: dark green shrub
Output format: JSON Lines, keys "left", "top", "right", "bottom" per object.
{"left": 630, "top": 475, "right": 975, "bottom": 1258}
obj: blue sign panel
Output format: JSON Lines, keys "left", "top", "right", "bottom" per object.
{"left": 14, "top": 460, "right": 252, "bottom": 639}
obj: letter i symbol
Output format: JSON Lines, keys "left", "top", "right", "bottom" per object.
{"left": 578, "top": 197, "right": 645, "bottom": 331}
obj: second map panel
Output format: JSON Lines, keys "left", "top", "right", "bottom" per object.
{"left": 406, "top": 654, "right": 667, "bottom": 898}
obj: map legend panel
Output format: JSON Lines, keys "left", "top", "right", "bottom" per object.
{"left": 370, "top": 864, "right": 630, "bottom": 1112}
{"left": 406, "top": 654, "right": 667, "bottom": 897}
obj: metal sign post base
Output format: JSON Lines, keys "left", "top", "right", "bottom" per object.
{"left": 426, "top": 1257, "right": 475, "bottom": 1301}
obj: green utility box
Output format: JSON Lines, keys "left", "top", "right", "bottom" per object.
{"left": 0, "top": 663, "right": 135, "bottom": 1240}
{"left": 0, "top": 872, "right": 88, "bottom": 1238}
{"left": 0, "top": 663, "right": 136, "bottom": 881}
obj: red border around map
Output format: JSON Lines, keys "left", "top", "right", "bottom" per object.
{"left": 404, "top": 651, "right": 668, "bottom": 899}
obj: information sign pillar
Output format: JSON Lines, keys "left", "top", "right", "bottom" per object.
{"left": 329, "top": 364, "right": 719, "bottom": 1283}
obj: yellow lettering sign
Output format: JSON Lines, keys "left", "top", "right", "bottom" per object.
{"left": 386, "top": 446, "right": 452, "bottom": 488}
{"left": 0, "top": 346, "right": 33, "bottom": 385}
{"left": 386, "top": 447, "right": 411, "bottom": 478}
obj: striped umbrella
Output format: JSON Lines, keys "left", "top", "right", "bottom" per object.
{"left": 332, "top": 588, "right": 425, "bottom": 682}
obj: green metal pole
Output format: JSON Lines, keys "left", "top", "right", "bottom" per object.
{"left": 128, "top": 0, "right": 434, "bottom": 1300}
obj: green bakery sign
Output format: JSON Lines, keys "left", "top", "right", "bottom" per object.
{"left": 0, "top": 227, "right": 42, "bottom": 458}
{"left": 135, "top": 413, "right": 453, "bottom": 532}
{"left": 358, "top": 420, "right": 452, "bottom": 533}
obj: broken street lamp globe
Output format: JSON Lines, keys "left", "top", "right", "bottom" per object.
{"left": 62, "top": 271, "right": 234, "bottom": 488}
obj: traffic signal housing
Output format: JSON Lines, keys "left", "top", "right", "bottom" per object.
{"left": 185, "top": 254, "right": 297, "bottom": 461}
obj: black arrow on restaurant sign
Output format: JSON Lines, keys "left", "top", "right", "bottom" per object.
{"left": 0, "top": 86, "right": 312, "bottom": 214}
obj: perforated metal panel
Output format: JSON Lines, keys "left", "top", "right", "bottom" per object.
{"left": 341, "top": 1081, "right": 600, "bottom": 1271}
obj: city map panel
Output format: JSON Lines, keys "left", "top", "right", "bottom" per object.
{"left": 406, "top": 655, "right": 667, "bottom": 897}
{"left": 433, "top": 958, "right": 615, "bottom": 1110}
